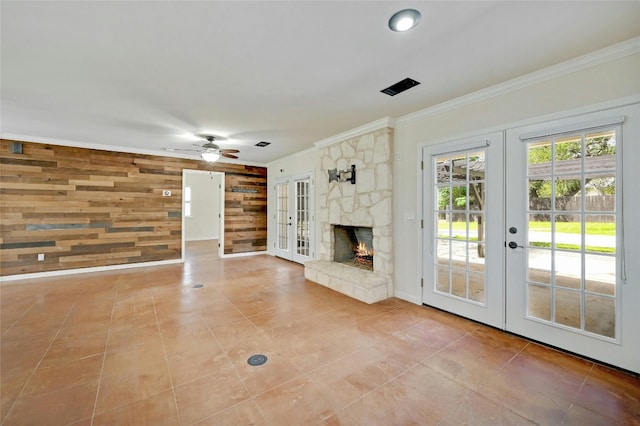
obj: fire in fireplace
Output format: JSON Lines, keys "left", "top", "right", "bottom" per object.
{"left": 333, "top": 225, "right": 374, "bottom": 271}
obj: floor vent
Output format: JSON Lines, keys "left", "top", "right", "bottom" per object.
{"left": 247, "top": 354, "right": 268, "bottom": 366}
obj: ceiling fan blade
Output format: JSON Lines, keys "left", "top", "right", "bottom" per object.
{"left": 221, "top": 153, "right": 238, "bottom": 159}
{"left": 220, "top": 149, "right": 240, "bottom": 154}
{"left": 164, "top": 148, "right": 201, "bottom": 153}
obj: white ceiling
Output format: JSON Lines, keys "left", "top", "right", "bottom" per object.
{"left": 2, "top": 1, "right": 639, "bottom": 164}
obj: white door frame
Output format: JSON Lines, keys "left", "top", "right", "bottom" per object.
{"left": 419, "top": 101, "right": 640, "bottom": 374}
{"left": 273, "top": 172, "right": 314, "bottom": 263}
{"left": 422, "top": 132, "right": 505, "bottom": 329}
{"left": 181, "top": 169, "right": 225, "bottom": 259}
{"left": 504, "top": 104, "right": 640, "bottom": 373}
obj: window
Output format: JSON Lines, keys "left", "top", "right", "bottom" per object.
{"left": 184, "top": 186, "right": 192, "bottom": 217}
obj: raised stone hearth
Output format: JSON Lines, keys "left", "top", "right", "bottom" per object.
{"left": 305, "top": 126, "right": 393, "bottom": 304}
{"left": 304, "top": 261, "right": 388, "bottom": 304}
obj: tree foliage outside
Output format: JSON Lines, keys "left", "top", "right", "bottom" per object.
{"left": 528, "top": 133, "right": 616, "bottom": 201}
{"left": 437, "top": 186, "right": 474, "bottom": 210}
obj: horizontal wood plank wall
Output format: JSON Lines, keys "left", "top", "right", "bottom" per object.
{"left": 0, "top": 140, "right": 267, "bottom": 276}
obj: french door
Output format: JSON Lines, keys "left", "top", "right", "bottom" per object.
{"left": 422, "top": 132, "right": 505, "bottom": 329}
{"left": 273, "top": 173, "right": 314, "bottom": 264}
{"left": 423, "top": 105, "right": 640, "bottom": 373}
{"left": 505, "top": 106, "right": 639, "bottom": 373}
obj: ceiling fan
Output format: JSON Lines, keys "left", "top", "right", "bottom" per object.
{"left": 164, "top": 135, "right": 240, "bottom": 162}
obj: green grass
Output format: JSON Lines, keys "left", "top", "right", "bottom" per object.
{"left": 530, "top": 241, "right": 615, "bottom": 254}
{"left": 527, "top": 221, "right": 615, "bottom": 235}
{"left": 437, "top": 236, "right": 614, "bottom": 253}
{"left": 440, "top": 220, "right": 615, "bottom": 236}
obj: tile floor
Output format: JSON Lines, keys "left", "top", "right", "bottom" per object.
{"left": 1, "top": 241, "right": 639, "bottom": 425}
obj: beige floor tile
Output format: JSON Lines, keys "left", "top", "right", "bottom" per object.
{"left": 1, "top": 242, "right": 638, "bottom": 425}
{"left": 92, "top": 390, "right": 179, "bottom": 426}
{"left": 309, "top": 345, "right": 415, "bottom": 411}
{"left": 255, "top": 376, "right": 335, "bottom": 425}
{"left": 95, "top": 342, "right": 172, "bottom": 414}
{"left": 22, "top": 353, "right": 103, "bottom": 398}
{"left": 439, "top": 392, "right": 534, "bottom": 425}
{"left": 3, "top": 379, "right": 98, "bottom": 426}
{"left": 192, "top": 399, "right": 268, "bottom": 425}
{"left": 422, "top": 331, "right": 525, "bottom": 389}
{"left": 173, "top": 370, "right": 250, "bottom": 425}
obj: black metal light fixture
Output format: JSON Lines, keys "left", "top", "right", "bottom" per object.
{"left": 328, "top": 165, "right": 356, "bottom": 184}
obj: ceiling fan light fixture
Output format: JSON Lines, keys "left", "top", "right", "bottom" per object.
{"left": 388, "top": 9, "right": 421, "bottom": 32}
{"left": 201, "top": 151, "right": 220, "bottom": 162}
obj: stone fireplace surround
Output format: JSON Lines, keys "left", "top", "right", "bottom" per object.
{"left": 304, "top": 127, "right": 393, "bottom": 304}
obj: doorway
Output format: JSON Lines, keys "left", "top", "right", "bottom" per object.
{"left": 422, "top": 132, "right": 505, "bottom": 329}
{"left": 182, "top": 170, "right": 225, "bottom": 259}
{"left": 422, "top": 105, "right": 640, "bottom": 373}
{"left": 504, "top": 106, "right": 639, "bottom": 373}
{"left": 273, "top": 172, "right": 314, "bottom": 264}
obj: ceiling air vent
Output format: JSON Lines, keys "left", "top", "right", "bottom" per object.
{"left": 255, "top": 141, "right": 271, "bottom": 147}
{"left": 380, "top": 77, "right": 420, "bottom": 96}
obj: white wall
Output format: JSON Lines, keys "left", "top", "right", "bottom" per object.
{"left": 266, "top": 48, "right": 640, "bottom": 303}
{"left": 184, "top": 171, "right": 221, "bottom": 241}
{"left": 392, "top": 52, "right": 640, "bottom": 303}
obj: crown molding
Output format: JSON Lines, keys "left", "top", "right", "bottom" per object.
{"left": 313, "top": 116, "right": 395, "bottom": 149}
{"left": 397, "top": 36, "right": 640, "bottom": 126}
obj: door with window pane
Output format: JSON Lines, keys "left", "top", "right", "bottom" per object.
{"left": 274, "top": 181, "right": 290, "bottom": 257}
{"left": 422, "top": 132, "right": 504, "bottom": 328}
{"left": 273, "top": 174, "right": 314, "bottom": 264}
{"left": 505, "top": 107, "right": 640, "bottom": 373}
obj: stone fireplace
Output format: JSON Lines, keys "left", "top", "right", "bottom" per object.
{"left": 305, "top": 126, "right": 393, "bottom": 304}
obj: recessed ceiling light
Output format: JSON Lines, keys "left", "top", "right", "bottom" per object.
{"left": 388, "top": 9, "right": 421, "bottom": 32}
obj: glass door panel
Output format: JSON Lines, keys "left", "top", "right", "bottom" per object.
{"left": 275, "top": 181, "right": 290, "bottom": 252}
{"left": 274, "top": 174, "right": 314, "bottom": 264}
{"left": 292, "top": 177, "right": 312, "bottom": 263}
{"left": 423, "top": 132, "right": 504, "bottom": 329}
{"left": 505, "top": 105, "right": 639, "bottom": 374}
{"left": 524, "top": 130, "right": 617, "bottom": 338}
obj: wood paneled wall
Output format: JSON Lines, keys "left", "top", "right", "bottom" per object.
{"left": 0, "top": 140, "right": 267, "bottom": 276}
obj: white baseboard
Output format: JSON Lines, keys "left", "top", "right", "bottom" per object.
{"left": 393, "top": 291, "right": 421, "bottom": 305}
{"left": 220, "top": 250, "right": 267, "bottom": 259}
{"left": 0, "top": 258, "right": 184, "bottom": 283}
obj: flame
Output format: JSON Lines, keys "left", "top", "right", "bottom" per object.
{"left": 355, "top": 242, "right": 373, "bottom": 257}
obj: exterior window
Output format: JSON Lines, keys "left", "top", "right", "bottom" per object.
{"left": 184, "top": 186, "right": 192, "bottom": 217}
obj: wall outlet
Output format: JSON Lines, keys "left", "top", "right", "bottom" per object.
{"left": 404, "top": 213, "right": 416, "bottom": 223}
{"left": 37, "top": 253, "right": 45, "bottom": 261}
{"left": 162, "top": 190, "right": 171, "bottom": 197}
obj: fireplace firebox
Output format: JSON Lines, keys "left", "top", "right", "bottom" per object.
{"left": 333, "top": 225, "right": 374, "bottom": 270}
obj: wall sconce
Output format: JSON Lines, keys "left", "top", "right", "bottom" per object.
{"left": 328, "top": 165, "right": 356, "bottom": 184}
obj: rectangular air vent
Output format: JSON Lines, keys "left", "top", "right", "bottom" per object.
{"left": 380, "top": 77, "right": 420, "bottom": 96}
{"left": 255, "top": 141, "right": 271, "bottom": 147}
{"left": 11, "top": 142, "right": 23, "bottom": 154}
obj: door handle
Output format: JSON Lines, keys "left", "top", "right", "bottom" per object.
{"left": 508, "top": 241, "right": 524, "bottom": 249}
